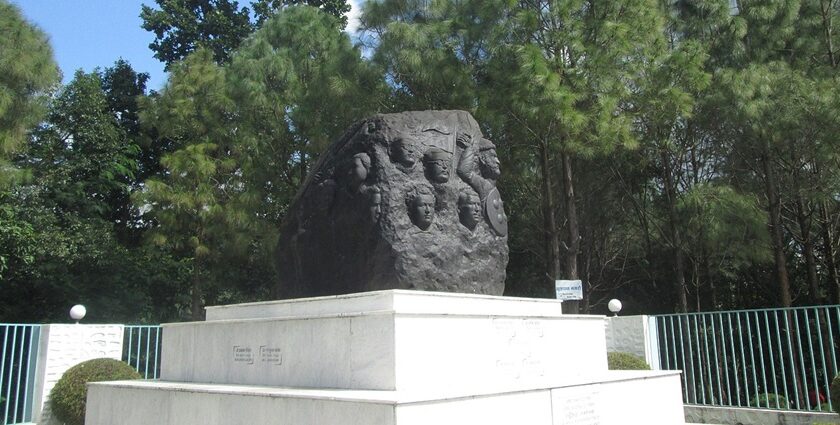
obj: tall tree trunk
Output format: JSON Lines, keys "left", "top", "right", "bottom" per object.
{"left": 762, "top": 149, "right": 792, "bottom": 307}
{"left": 705, "top": 256, "right": 719, "bottom": 309}
{"left": 820, "top": 0, "right": 837, "bottom": 67}
{"left": 791, "top": 146, "right": 821, "bottom": 304}
{"left": 795, "top": 198, "right": 821, "bottom": 304}
{"left": 538, "top": 140, "right": 562, "bottom": 300}
{"left": 820, "top": 202, "right": 840, "bottom": 304}
{"left": 661, "top": 149, "right": 688, "bottom": 312}
{"left": 561, "top": 151, "right": 581, "bottom": 314}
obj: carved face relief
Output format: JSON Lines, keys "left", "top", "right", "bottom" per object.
{"left": 458, "top": 191, "right": 481, "bottom": 230}
{"left": 369, "top": 189, "right": 382, "bottom": 223}
{"left": 479, "top": 148, "right": 501, "bottom": 180}
{"left": 409, "top": 193, "right": 436, "bottom": 230}
{"left": 347, "top": 153, "right": 370, "bottom": 192}
{"left": 423, "top": 148, "right": 452, "bottom": 183}
{"left": 391, "top": 138, "right": 419, "bottom": 168}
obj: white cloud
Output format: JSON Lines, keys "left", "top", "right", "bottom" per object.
{"left": 346, "top": 0, "right": 363, "bottom": 34}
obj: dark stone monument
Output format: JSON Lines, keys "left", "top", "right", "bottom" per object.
{"left": 275, "top": 110, "right": 509, "bottom": 299}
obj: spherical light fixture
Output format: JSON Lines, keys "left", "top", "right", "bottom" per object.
{"left": 607, "top": 299, "right": 622, "bottom": 316}
{"left": 70, "top": 304, "right": 86, "bottom": 323}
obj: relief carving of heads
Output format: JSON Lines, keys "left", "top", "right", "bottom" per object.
{"left": 347, "top": 152, "right": 371, "bottom": 192}
{"left": 423, "top": 147, "right": 452, "bottom": 184}
{"left": 478, "top": 138, "right": 501, "bottom": 180}
{"left": 390, "top": 137, "right": 419, "bottom": 169}
{"left": 458, "top": 190, "right": 481, "bottom": 230}
{"left": 406, "top": 185, "right": 436, "bottom": 230}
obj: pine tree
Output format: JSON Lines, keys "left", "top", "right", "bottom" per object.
{"left": 228, "top": 5, "right": 386, "bottom": 225}
{"left": 136, "top": 49, "right": 245, "bottom": 319}
{"left": 0, "top": 0, "right": 59, "bottom": 187}
{"left": 479, "top": 0, "right": 669, "bottom": 312}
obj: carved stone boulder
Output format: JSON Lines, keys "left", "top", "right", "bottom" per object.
{"left": 275, "top": 110, "right": 509, "bottom": 299}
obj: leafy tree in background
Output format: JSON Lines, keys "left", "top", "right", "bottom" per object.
{"left": 252, "top": 0, "right": 351, "bottom": 27}
{"left": 1, "top": 64, "right": 185, "bottom": 324}
{"left": 480, "top": 0, "right": 670, "bottom": 313}
{"left": 228, "top": 5, "right": 385, "bottom": 226}
{"left": 0, "top": 0, "right": 59, "bottom": 187}
{"left": 100, "top": 60, "right": 158, "bottom": 243}
{"left": 24, "top": 70, "right": 137, "bottom": 221}
{"left": 136, "top": 49, "right": 247, "bottom": 320}
{"left": 141, "top": 0, "right": 352, "bottom": 69}
{"left": 141, "top": 0, "right": 253, "bottom": 69}
{"left": 135, "top": 8, "right": 384, "bottom": 317}
{"left": 361, "top": 0, "right": 488, "bottom": 111}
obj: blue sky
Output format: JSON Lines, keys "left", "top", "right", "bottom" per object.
{"left": 12, "top": 0, "right": 169, "bottom": 90}
{"left": 12, "top": 0, "right": 364, "bottom": 92}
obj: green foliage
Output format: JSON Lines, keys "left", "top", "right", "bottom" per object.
{"left": 50, "top": 358, "right": 141, "bottom": 425}
{"left": 1, "top": 59, "right": 192, "bottom": 324}
{"left": 26, "top": 70, "right": 138, "bottom": 220}
{"left": 252, "top": 0, "right": 351, "bottom": 28}
{"left": 678, "top": 185, "right": 771, "bottom": 278}
{"left": 832, "top": 374, "right": 840, "bottom": 414}
{"left": 136, "top": 49, "right": 244, "bottom": 319}
{"left": 748, "top": 392, "right": 789, "bottom": 409}
{"left": 0, "top": 202, "right": 36, "bottom": 280}
{"left": 4, "top": 0, "right": 840, "bottom": 323}
{"left": 141, "top": 0, "right": 253, "bottom": 69}
{"left": 607, "top": 352, "right": 651, "bottom": 370}
{"left": 0, "top": 0, "right": 59, "bottom": 187}
{"left": 141, "top": 0, "right": 352, "bottom": 69}
{"left": 229, "top": 5, "right": 386, "bottom": 222}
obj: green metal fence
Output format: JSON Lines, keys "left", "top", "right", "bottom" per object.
{"left": 123, "top": 325, "right": 162, "bottom": 379}
{"left": 0, "top": 324, "right": 40, "bottom": 425}
{"left": 654, "top": 305, "right": 840, "bottom": 412}
{"left": 1, "top": 324, "right": 162, "bottom": 425}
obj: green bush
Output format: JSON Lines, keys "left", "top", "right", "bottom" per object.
{"left": 50, "top": 358, "right": 141, "bottom": 425}
{"left": 748, "top": 392, "right": 788, "bottom": 409}
{"left": 832, "top": 374, "right": 840, "bottom": 414}
{"left": 607, "top": 352, "right": 650, "bottom": 370}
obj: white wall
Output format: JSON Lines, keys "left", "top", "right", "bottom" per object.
{"left": 31, "top": 324, "right": 124, "bottom": 425}
{"left": 604, "top": 315, "right": 661, "bottom": 370}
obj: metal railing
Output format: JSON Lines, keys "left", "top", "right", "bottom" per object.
{"left": 0, "top": 324, "right": 40, "bottom": 425}
{"left": 123, "top": 325, "right": 162, "bottom": 379}
{"left": 1, "top": 324, "right": 163, "bottom": 425}
{"left": 654, "top": 305, "right": 840, "bottom": 412}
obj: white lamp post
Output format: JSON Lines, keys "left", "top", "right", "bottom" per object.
{"left": 70, "top": 304, "right": 86, "bottom": 323}
{"left": 608, "top": 299, "right": 622, "bottom": 317}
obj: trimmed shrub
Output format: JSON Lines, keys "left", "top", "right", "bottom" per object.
{"left": 50, "top": 358, "right": 141, "bottom": 425}
{"left": 748, "top": 392, "right": 788, "bottom": 409}
{"left": 607, "top": 352, "right": 650, "bottom": 370}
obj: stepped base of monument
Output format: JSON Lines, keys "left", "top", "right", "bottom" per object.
{"left": 86, "top": 370, "right": 685, "bottom": 425}
{"left": 158, "top": 290, "right": 608, "bottom": 392}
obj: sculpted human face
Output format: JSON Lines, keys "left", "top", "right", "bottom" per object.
{"left": 347, "top": 154, "right": 369, "bottom": 191}
{"left": 370, "top": 192, "right": 382, "bottom": 222}
{"left": 392, "top": 138, "right": 418, "bottom": 167}
{"left": 458, "top": 195, "right": 481, "bottom": 230}
{"left": 427, "top": 159, "right": 450, "bottom": 183}
{"left": 480, "top": 150, "right": 501, "bottom": 180}
{"left": 411, "top": 194, "right": 435, "bottom": 230}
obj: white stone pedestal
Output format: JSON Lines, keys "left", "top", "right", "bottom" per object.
{"left": 86, "top": 290, "right": 685, "bottom": 424}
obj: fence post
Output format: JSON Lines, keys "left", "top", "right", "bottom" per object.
{"left": 30, "top": 324, "right": 124, "bottom": 425}
{"left": 605, "top": 315, "right": 661, "bottom": 370}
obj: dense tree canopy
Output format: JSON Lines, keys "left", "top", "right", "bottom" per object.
{"left": 3, "top": 0, "right": 840, "bottom": 323}
{"left": 140, "top": 0, "right": 352, "bottom": 69}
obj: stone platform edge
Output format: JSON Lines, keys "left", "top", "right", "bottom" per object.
{"left": 202, "top": 290, "right": 573, "bottom": 322}
{"left": 89, "top": 370, "right": 682, "bottom": 405}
